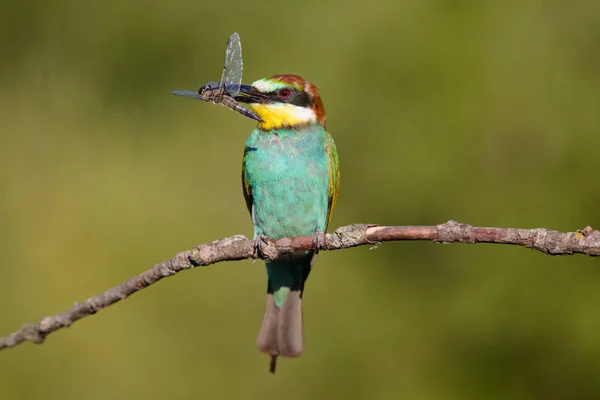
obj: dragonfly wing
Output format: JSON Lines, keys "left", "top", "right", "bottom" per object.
{"left": 221, "top": 32, "right": 243, "bottom": 97}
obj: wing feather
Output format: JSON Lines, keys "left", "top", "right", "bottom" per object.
{"left": 324, "top": 132, "right": 340, "bottom": 230}
{"left": 242, "top": 147, "right": 254, "bottom": 216}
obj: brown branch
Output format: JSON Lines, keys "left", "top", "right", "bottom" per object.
{"left": 1, "top": 220, "right": 598, "bottom": 351}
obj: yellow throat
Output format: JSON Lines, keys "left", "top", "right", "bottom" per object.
{"left": 249, "top": 103, "right": 317, "bottom": 130}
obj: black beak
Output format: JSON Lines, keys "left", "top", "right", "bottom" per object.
{"left": 172, "top": 83, "right": 265, "bottom": 122}
{"left": 233, "top": 85, "right": 269, "bottom": 104}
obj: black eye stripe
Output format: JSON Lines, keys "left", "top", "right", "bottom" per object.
{"left": 266, "top": 89, "right": 313, "bottom": 107}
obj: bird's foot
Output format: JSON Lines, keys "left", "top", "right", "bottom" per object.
{"left": 311, "top": 229, "right": 327, "bottom": 253}
{"left": 253, "top": 234, "right": 270, "bottom": 260}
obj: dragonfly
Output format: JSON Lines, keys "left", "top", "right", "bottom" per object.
{"left": 173, "top": 32, "right": 262, "bottom": 122}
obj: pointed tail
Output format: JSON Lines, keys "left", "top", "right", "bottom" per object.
{"left": 256, "top": 254, "right": 312, "bottom": 372}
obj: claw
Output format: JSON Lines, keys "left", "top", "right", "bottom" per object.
{"left": 253, "top": 233, "right": 270, "bottom": 259}
{"left": 311, "top": 228, "right": 326, "bottom": 253}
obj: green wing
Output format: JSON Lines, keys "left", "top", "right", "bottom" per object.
{"left": 241, "top": 147, "right": 254, "bottom": 216}
{"left": 324, "top": 131, "right": 340, "bottom": 230}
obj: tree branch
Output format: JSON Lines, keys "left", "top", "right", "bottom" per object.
{"left": 1, "top": 220, "right": 598, "bottom": 351}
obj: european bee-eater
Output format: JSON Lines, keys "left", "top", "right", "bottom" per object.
{"left": 234, "top": 74, "right": 340, "bottom": 372}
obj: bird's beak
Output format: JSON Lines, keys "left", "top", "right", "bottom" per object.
{"left": 233, "top": 85, "right": 269, "bottom": 104}
{"left": 172, "top": 83, "right": 264, "bottom": 122}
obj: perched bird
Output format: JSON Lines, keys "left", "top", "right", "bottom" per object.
{"left": 234, "top": 74, "right": 340, "bottom": 372}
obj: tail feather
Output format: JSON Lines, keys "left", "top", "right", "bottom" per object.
{"left": 256, "top": 254, "right": 312, "bottom": 372}
{"left": 256, "top": 294, "right": 279, "bottom": 355}
{"left": 278, "top": 290, "right": 303, "bottom": 357}
{"left": 256, "top": 291, "right": 303, "bottom": 373}
{"left": 256, "top": 292, "right": 303, "bottom": 356}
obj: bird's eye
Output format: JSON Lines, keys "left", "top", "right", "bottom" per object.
{"left": 278, "top": 89, "right": 291, "bottom": 98}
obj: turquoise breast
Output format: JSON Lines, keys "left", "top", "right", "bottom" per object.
{"left": 243, "top": 125, "right": 330, "bottom": 239}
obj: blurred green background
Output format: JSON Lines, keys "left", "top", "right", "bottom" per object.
{"left": 1, "top": 0, "right": 599, "bottom": 399}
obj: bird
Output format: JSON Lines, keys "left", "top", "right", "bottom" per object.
{"left": 233, "top": 74, "right": 340, "bottom": 373}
